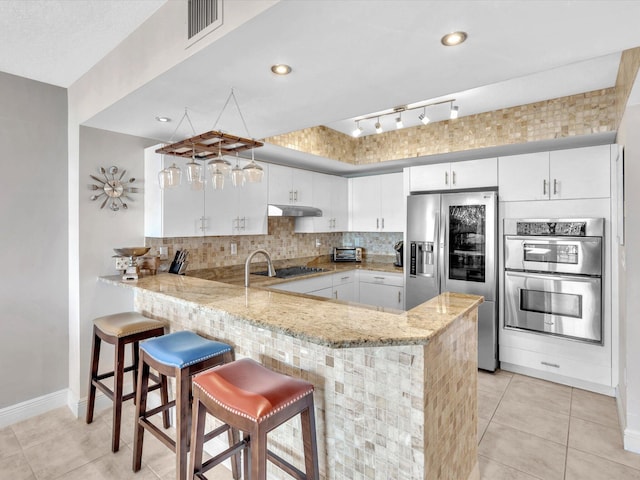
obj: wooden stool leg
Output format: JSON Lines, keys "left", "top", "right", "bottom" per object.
{"left": 176, "top": 370, "right": 191, "bottom": 480}
{"left": 188, "top": 393, "right": 207, "bottom": 480}
{"left": 111, "top": 338, "right": 126, "bottom": 452}
{"left": 161, "top": 373, "right": 170, "bottom": 428}
{"left": 227, "top": 426, "right": 241, "bottom": 480}
{"left": 300, "top": 398, "right": 319, "bottom": 480}
{"left": 132, "top": 341, "right": 139, "bottom": 405}
{"left": 133, "top": 356, "right": 150, "bottom": 472}
{"left": 250, "top": 425, "right": 268, "bottom": 480}
{"left": 86, "top": 326, "right": 101, "bottom": 424}
{"left": 243, "top": 432, "right": 250, "bottom": 480}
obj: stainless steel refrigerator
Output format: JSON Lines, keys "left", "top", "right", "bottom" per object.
{"left": 405, "top": 191, "right": 498, "bottom": 371}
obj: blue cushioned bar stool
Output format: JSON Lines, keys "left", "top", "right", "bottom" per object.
{"left": 86, "top": 312, "right": 167, "bottom": 453}
{"left": 132, "top": 330, "right": 237, "bottom": 480}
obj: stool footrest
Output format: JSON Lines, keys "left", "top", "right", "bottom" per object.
{"left": 143, "top": 400, "right": 176, "bottom": 419}
{"left": 138, "top": 418, "right": 176, "bottom": 452}
{"left": 267, "top": 449, "right": 307, "bottom": 480}
{"left": 198, "top": 438, "right": 249, "bottom": 478}
{"left": 203, "top": 424, "right": 230, "bottom": 444}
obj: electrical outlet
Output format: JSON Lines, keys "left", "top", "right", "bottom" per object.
{"left": 159, "top": 246, "right": 168, "bottom": 259}
{"left": 230, "top": 242, "right": 237, "bottom": 255}
{"left": 315, "top": 238, "right": 321, "bottom": 248}
{"left": 354, "top": 237, "right": 362, "bottom": 247}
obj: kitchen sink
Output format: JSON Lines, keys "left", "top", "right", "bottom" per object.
{"left": 253, "top": 266, "right": 325, "bottom": 279}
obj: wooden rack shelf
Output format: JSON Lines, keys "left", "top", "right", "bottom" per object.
{"left": 155, "top": 130, "right": 263, "bottom": 160}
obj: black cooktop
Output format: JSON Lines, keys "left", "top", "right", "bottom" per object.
{"left": 253, "top": 266, "right": 325, "bottom": 279}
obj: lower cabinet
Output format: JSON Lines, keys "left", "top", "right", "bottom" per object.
{"left": 270, "top": 269, "right": 404, "bottom": 310}
{"left": 358, "top": 270, "right": 404, "bottom": 310}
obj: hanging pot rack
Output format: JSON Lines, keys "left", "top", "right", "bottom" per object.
{"left": 155, "top": 130, "right": 263, "bottom": 160}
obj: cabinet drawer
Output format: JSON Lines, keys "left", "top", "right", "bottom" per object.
{"left": 333, "top": 271, "right": 356, "bottom": 286}
{"left": 500, "top": 345, "right": 611, "bottom": 386}
{"left": 358, "top": 270, "right": 404, "bottom": 286}
{"left": 270, "top": 275, "right": 332, "bottom": 294}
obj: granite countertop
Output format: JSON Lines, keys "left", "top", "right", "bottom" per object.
{"left": 101, "top": 267, "right": 483, "bottom": 349}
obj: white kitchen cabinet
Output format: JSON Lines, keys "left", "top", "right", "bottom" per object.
{"left": 144, "top": 145, "right": 205, "bottom": 237}
{"left": 332, "top": 271, "right": 357, "bottom": 302}
{"left": 268, "top": 164, "right": 314, "bottom": 205}
{"left": 358, "top": 270, "right": 404, "bottom": 310}
{"left": 269, "top": 274, "right": 332, "bottom": 294}
{"left": 203, "top": 160, "right": 268, "bottom": 236}
{"left": 409, "top": 158, "right": 498, "bottom": 192}
{"left": 350, "top": 172, "right": 404, "bottom": 232}
{"left": 498, "top": 145, "right": 611, "bottom": 201}
{"left": 295, "top": 172, "right": 348, "bottom": 233}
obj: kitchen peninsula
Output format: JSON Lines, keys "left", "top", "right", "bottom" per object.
{"left": 100, "top": 271, "right": 482, "bottom": 480}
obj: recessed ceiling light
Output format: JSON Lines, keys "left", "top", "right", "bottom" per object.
{"left": 155, "top": 116, "right": 171, "bottom": 123}
{"left": 441, "top": 31, "right": 467, "bottom": 46}
{"left": 271, "top": 64, "right": 292, "bottom": 75}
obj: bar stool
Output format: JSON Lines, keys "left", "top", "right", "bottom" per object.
{"left": 86, "top": 311, "right": 166, "bottom": 453}
{"left": 132, "top": 330, "right": 236, "bottom": 480}
{"left": 189, "top": 358, "right": 319, "bottom": 480}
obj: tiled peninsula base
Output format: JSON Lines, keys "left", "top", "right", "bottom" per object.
{"left": 134, "top": 290, "right": 478, "bottom": 480}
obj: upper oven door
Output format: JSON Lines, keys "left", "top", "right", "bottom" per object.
{"left": 504, "top": 270, "right": 602, "bottom": 343}
{"left": 504, "top": 236, "right": 602, "bottom": 276}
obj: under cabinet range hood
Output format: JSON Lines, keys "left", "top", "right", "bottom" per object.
{"left": 267, "top": 204, "right": 323, "bottom": 217}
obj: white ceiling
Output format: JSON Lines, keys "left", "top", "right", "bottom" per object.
{"left": 2, "top": 1, "right": 640, "bottom": 173}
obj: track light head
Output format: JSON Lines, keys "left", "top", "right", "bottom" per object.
{"left": 352, "top": 121, "right": 363, "bottom": 137}
{"left": 450, "top": 104, "right": 459, "bottom": 119}
{"left": 395, "top": 116, "right": 403, "bottom": 129}
{"left": 375, "top": 119, "right": 383, "bottom": 134}
{"left": 418, "top": 108, "right": 430, "bottom": 125}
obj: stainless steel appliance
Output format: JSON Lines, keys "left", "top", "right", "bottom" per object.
{"left": 333, "top": 247, "right": 362, "bottom": 262}
{"left": 254, "top": 265, "right": 326, "bottom": 279}
{"left": 406, "top": 191, "right": 498, "bottom": 371}
{"left": 504, "top": 218, "right": 603, "bottom": 343}
{"left": 394, "top": 241, "right": 403, "bottom": 267}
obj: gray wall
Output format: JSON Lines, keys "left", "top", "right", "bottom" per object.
{"left": 0, "top": 72, "right": 69, "bottom": 407}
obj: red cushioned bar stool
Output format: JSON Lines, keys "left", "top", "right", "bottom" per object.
{"left": 86, "top": 311, "right": 167, "bottom": 453}
{"left": 189, "top": 358, "right": 319, "bottom": 480}
{"left": 133, "top": 330, "right": 239, "bottom": 480}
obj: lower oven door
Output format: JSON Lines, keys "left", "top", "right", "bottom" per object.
{"left": 504, "top": 270, "right": 602, "bottom": 343}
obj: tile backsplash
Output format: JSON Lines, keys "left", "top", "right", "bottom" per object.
{"left": 145, "top": 217, "right": 402, "bottom": 271}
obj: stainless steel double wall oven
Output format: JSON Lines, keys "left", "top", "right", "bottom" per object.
{"left": 504, "top": 218, "right": 604, "bottom": 343}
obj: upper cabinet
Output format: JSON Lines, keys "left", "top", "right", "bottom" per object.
{"left": 498, "top": 145, "right": 611, "bottom": 201}
{"left": 295, "top": 172, "right": 348, "bottom": 233}
{"left": 409, "top": 158, "right": 498, "bottom": 192}
{"left": 144, "top": 145, "right": 268, "bottom": 237}
{"left": 268, "top": 164, "right": 314, "bottom": 205}
{"left": 350, "top": 172, "right": 405, "bottom": 232}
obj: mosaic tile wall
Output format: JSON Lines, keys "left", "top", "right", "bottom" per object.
{"left": 616, "top": 47, "right": 640, "bottom": 127}
{"left": 265, "top": 88, "right": 616, "bottom": 166}
{"left": 133, "top": 291, "right": 478, "bottom": 480}
{"left": 145, "top": 217, "right": 399, "bottom": 271}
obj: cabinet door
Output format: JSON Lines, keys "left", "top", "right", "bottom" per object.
{"left": 291, "top": 168, "right": 314, "bottom": 204}
{"left": 203, "top": 184, "right": 235, "bottom": 236}
{"left": 331, "top": 176, "right": 349, "bottom": 231}
{"left": 450, "top": 158, "right": 498, "bottom": 189}
{"left": 308, "top": 286, "right": 333, "bottom": 299}
{"left": 310, "top": 172, "right": 334, "bottom": 232}
{"left": 268, "top": 164, "right": 293, "bottom": 204}
{"left": 359, "top": 283, "right": 403, "bottom": 310}
{"left": 498, "top": 152, "right": 550, "bottom": 201}
{"left": 350, "top": 176, "right": 380, "bottom": 232}
{"left": 379, "top": 172, "right": 405, "bottom": 232}
{"left": 237, "top": 161, "right": 269, "bottom": 235}
{"left": 549, "top": 145, "right": 611, "bottom": 200}
{"left": 333, "top": 282, "right": 356, "bottom": 302}
{"left": 409, "top": 163, "right": 451, "bottom": 192}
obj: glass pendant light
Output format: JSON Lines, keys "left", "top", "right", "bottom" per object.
{"left": 231, "top": 153, "right": 245, "bottom": 187}
{"left": 211, "top": 167, "right": 225, "bottom": 190}
{"left": 242, "top": 147, "right": 264, "bottom": 183}
{"left": 158, "top": 168, "right": 170, "bottom": 189}
{"left": 186, "top": 144, "right": 202, "bottom": 185}
{"left": 167, "top": 163, "right": 182, "bottom": 187}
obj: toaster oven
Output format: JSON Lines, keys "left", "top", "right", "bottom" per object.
{"left": 332, "top": 247, "right": 362, "bottom": 262}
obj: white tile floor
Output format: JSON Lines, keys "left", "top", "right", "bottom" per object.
{"left": 1, "top": 371, "right": 638, "bottom": 479}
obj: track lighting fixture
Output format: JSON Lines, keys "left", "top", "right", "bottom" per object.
{"left": 352, "top": 121, "right": 363, "bottom": 137}
{"left": 350, "top": 98, "right": 458, "bottom": 136}
{"left": 418, "top": 107, "right": 430, "bottom": 125}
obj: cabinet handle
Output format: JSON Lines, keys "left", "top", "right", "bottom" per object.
{"left": 294, "top": 190, "right": 298, "bottom": 202}
{"left": 200, "top": 216, "right": 207, "bottom": 232}
{"left": 553, "top": 179, "right": 558, "bottom": 195}
{"left": 289, "top": 190, "right": 293, "bottom": 202}
{"left": 398, "top": 291, "right": 401, "bottom": 303}
{"left": 543, "top": 179, "right": 547, "bottom": 195}
{"left": 381, "top": 218, "right": 385, "bottom": 229}
{"left": 341, "top": 276, "right": 350, "bottom": 281}
{"left": 376, "top": 218, "right": 379, "bottom": 229}
{"left": 374, "top": 276, "right": 385, "bottom": 280}
{"left": 452, "top": 170, "right": 456, "bottom": 185}
{"left": 334, "top": 291, "right": 338, "bottom": 299}
{"left": 241, "top": 217, "right": 246, "bottom": 230}
{"left": 445, "top": 171, "right": 449, "bottom": 185}
{"left": 541, "top": 361, "right": 560, "bottom": 369}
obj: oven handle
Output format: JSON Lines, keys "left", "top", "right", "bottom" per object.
{"left": 504, "top": 269, "right": 602, "bottom": 282}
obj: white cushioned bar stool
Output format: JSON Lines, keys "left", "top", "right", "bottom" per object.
{"left": 133, "top": 330, "right": 237, "bottom": 480}
{"left": 86, "top": 311, "right": 167, "bottom": 453}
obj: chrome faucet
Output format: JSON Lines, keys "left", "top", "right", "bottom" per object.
{"left": 244, "top": 249, "right": 276, "bottom": 287}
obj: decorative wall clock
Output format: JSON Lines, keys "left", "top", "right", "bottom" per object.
{"left": 89, "top": 166, "right": 139, "bottom": 211}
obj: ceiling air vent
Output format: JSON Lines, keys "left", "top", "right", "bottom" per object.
{"left": 188, "top": 0, "right": 222, "bottom": 43}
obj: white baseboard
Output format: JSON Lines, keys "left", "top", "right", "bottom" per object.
{"left": 624, "top": 427, "right": 640, "bottom": 454}
{"left": 0, "top": 389, "right": 70, "bottom": 429}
